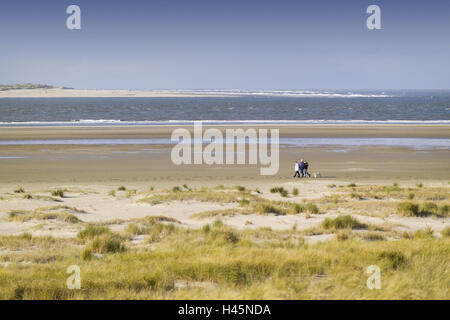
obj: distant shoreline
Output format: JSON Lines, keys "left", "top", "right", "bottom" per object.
{"left": 0, "top": 87, "right": 411, "bottom": 98}
{"left": 0, "top": 88, "right": 235, "bottom": 98}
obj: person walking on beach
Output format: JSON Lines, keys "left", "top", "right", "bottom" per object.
{"left": 293, "top": 161, "right": 301, "bottom": 178}
{"left": 300, "top": 159, "right": 305, "bottom": 177}
{"left": 303, "top": 160, "right": 311, "bottom": 177}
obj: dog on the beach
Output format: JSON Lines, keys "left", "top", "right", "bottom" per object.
{"left": 313, "top": 172, "right": 322, "bottom": 178}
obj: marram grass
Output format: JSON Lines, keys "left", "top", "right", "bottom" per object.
{"left": 0, "top": 223, "right": 448, "bottom": 300}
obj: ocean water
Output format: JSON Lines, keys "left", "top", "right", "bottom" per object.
{"left": 0, "top": 90, "right": 449, "bottom": 126}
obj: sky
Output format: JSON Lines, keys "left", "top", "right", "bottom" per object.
{"left": 0, "top": 0, "right": 449, "bottom": 90}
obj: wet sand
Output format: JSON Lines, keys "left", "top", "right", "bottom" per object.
{"left": 0, "top": 125, "right": 449, "bottom": 184}
{"left": 1, "top": 124, "right": 449, "bottom": 140}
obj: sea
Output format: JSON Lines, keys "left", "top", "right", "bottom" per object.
{"left": 0, "top": 90, "right": 448, "bottom": 150}
{"left": 0, "top": 89, "right": 449, "bottom": 126}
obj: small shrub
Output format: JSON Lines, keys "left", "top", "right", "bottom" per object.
{"left": 239, "top": 198, "right": 250, "bottom": 206}
{"left": 362, "top": 232, "right": 385, "bottom": 241}
{"left": 182, "top": 184, "right": 189, "bottom": 190}
{"left": 253, "top": 203, "right": 283, "bottom": 215}
{"left": 347, "top": 183, "right": 356, "bottom": 188}
{"left": 23, "top": 194, "right": 33, "bottom": 199}
{"left": 126, "top": 224, "right": 146, "bottom": 236}
{"left": 211, "top": 230, "right": 240, "bottom": 244}
{"left": 91, "top": 234, "right": 125, "bottom": 254}
{"left": 397, "top": 202, "right": 420, "bottom": 217}
{"left": 408, "top": 193, "right": 415, "bottom": 200}
{"left": 292, "top": 188, "right": 299, "bottom": 196}
{"left": 82, "top": 248, "right": 93, "bottom": 261}
{"left": 146, "top": 223, "right": 176, "bottom": 242}
{"left": 439, "top": 205, "right": 449, "bottom": 217}
{"left": 328, "top": 184, "right": 336, "bottom": 188}
{"left": 402, "top": 231, "right": 413, "bottom": 239}
{"left": 336, "top": 231, "right": 350, "bottom": 241}
{"left": 19, "top": 232, "right": 32, "bottom": 241}
{"left": 118, "top": 186, "right": 126, "bottom": 191}
{"left": 172, "top": 186, "right": 182, "bottom": 192}
{"left": 51, "top": 189, "right": 65, "bottom": 198}
{"left": 235, "top": 186, "right": 245, "bottom": 192}
{"left": 378, "top": 251, "right": 407, "bottom": 270}
{"left": 441, "top": 226, "right": 450, "bottom": 238}
{"left": 416, "top": 183, "right": 423, "bottom": 188}
{"left": 349, "top": 192, "right": 361, "bottom": 199}
{"left": 125, "top": 189, "right": 135, "bottom": 196}
{"left": 304, "top": 203, "right": 319, "bottom": 214}
{"left": 322, "top": 215, "right": 367, "bottom": 230}
{"left": 213, "top": 219, "right": 224, "bottom": 228}
{"left": 14, "top": 187, "right": 25, "bottom": 193}
{"left": 270, "top": 186, "right": 288, "bottom": 197}
{"left": 414, "top": 227, "right": 434, "bottom": 239}
{"left": 64, "top": 214, "right": 80, "bottom": 224}
{"left": 393, "top": 182, "right": 398, "bottom": 187}
{"left": 270, "top": 186, "right": 283, "bottom": 193}
{"left": 287, "top": 203, "right": 303, "bottom": 215}
{"left": 78, "top": 225, "right": 111, "bottom": 240}
{"left": 108, "top": 190, "right": 116, "bottom": 197}
{"left": 420, "top": 202, "right": 438, "bottom": 216}
{"left": 202, "top": 224, "right": 211, "bottom": 233}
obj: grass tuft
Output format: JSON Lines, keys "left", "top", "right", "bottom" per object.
{"left": 51, "top": 189, "right": 65, "bottom": 198}
{"left": 91, "top": 234, "right": 125, "bottom": 253}
{"left": 322, "top": 215, "right": 367, "bottom": 230}
{"left": 270, "top": 186, "right": 288, "bottom": 197}
{"left": 78, "top": 225, "right": 111, "bottom": 240}
{"left": 14, "top": 187, "right": 25, "bottom": 193}
{"left": 397, "top": 202, "right": 420, "bottom": 217}
{"left": 441, "top": 226, "right": 450, "bottom": 238}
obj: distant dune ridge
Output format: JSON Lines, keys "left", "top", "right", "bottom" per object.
{"left": 0, "top": 83, "right": 73, "bottom": 91}
{"left": 0, "top": 84, "right": 230, "bottom": 98}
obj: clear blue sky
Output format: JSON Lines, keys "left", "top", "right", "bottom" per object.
{"left": 0, "top": 0, "right": 449, "bottom": 90}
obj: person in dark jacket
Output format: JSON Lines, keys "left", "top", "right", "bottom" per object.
{"left": 299, "top": 159, "right": 305, "bottom": 177}
{"left": 303, "top": 160, "right": 311, "bottom": 177}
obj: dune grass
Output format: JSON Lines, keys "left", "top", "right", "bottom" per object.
{"left": 1, "top": 183, "right": 448, "bottom": 299}
{"left": 441, "top": 226, "right": 450, "bottom": 238}
{"left": 8, "top": 205, "right": 86, "bottom": 224}
{"left": 397, "top": 201, "right": 449, "bottom": 217}
{"left": 77, "top": 225, "right": 111, "bottom": 240}
{"left": 14, "top": 187, "right": 25, "bottom": 194}
{"left": 0, "top": 224, "right": 448, "bottom": 299}
{"left": 322, "top": 215, "right": 367, "bottom": 230}
{"left": 50, "top": 189, "right": 65, "bottom": 198}
{"left": 139, "top": 188, "right": 247, "bottom": 204}
{"left": 8, "top": 210, "right": 80, "bottom": 224}
{"left": 270, "top": 186, "right": 288, "bottom": 197}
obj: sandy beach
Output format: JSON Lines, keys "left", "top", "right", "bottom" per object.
{"left": 0, "top": 124, "right": 449, "bottom": 239}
